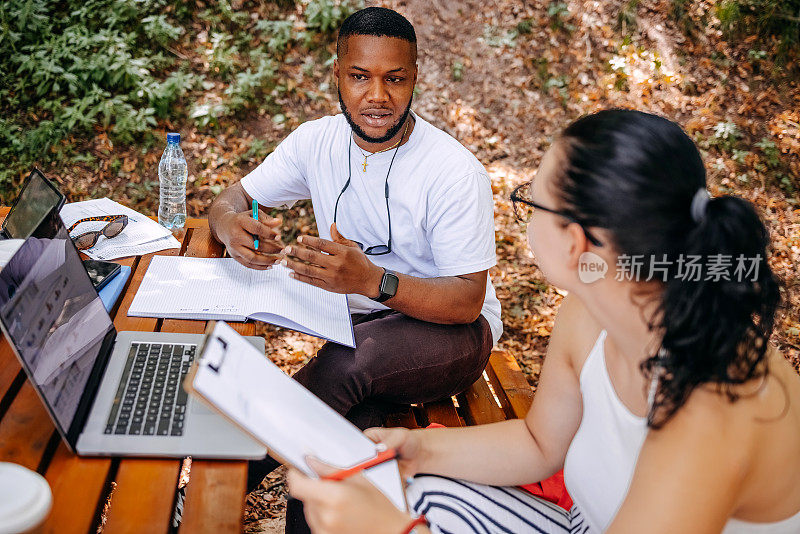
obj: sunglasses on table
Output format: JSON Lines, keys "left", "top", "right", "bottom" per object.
{"left": 67, "top": 215, "right": 129, "bottom": 250}
{"left": 510, "top": 183, "right": 603, "bottom": 247}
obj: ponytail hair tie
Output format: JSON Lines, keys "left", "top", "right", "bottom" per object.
{"left": 690, "top": 188, "right": 711, "bottom": 223}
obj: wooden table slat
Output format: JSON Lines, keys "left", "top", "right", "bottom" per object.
{"left": 457, "top": 375, "right": 507, "bottom": 426}
{"left": 421, "top": 398, "right": 464, "bottom": 428}
{"left": 0, "top": 381, "right": 58, "bottom": 470}
{"left": 0, "top": 342, "right": 23, "bottom": 414}
{"left": 184, "top": 225, "right": 224, "bottom": 258}
{"left": 179, "top": 461, "right": 248, "bottom": 534}
{"left": 41, "top": 444, "right": 113, "bottom": 533}
{"left": 102, "top": 459, "right": 182, "bottom": 534}
{"left": 486, "top": 351, "right": 533, "bottom": 419}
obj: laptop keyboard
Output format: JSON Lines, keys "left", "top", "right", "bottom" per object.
{"left": 105, "top": 343, "right": 196, "bottom": 437}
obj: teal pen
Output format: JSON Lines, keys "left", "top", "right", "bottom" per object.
{"left": 252, "top": 199, "right": 259, "bottom": 250}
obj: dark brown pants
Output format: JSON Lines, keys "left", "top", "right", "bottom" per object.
{"left": 246, "top": 310, "right": 493, "bottom": 532}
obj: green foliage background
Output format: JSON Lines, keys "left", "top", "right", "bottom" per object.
{"left": 0, "top": 0, "right": 360, "bottom": 202}
{"left": 716, "top": 0, "right": 800, "bottom": 54}
{"left": 0, "top": 0, "right": 795, "bottom": 203}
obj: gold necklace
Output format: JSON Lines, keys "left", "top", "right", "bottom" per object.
{"left": 353, "top": 120, "right": 410, "bottom": 172}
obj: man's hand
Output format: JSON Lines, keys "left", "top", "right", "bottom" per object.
{"left": 216, "top": 209, "right": 284, "bottom": 270}
{"left": 281, "top": 223, "right": 384, "bottom": 296}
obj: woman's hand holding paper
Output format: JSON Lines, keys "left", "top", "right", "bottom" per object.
{"left": 287, "top": 457, "right": 415, "bottom": 534}
{"left": 363, "top": 427, "right": 424, "bottom": 478}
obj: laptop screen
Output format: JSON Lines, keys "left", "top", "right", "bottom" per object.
{"left": 0, "top": 219, "right": 114, "bottom": 434}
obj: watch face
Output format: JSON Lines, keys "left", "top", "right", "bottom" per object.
{"left": 381, "top": 271, "right": 399, "bottom": 297}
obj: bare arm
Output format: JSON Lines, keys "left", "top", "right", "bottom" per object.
{"left": 286, "top": 295, "right": 589, "bottom": 532}
{"left": 368, "top": 294, "right": 587, "bottom": 485}
{"left": 208, "top": 181, "right": 252, "bottom": 242}
{"left": 208, "top": 181, "right": 284, "bottom": 269}
{"left": 284, "top": 225, "right": 487, "bottom": 324}
{"left": 370, "top": 269, "right": 486, "bottom": 325}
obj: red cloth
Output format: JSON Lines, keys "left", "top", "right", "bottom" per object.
{"left": 520, "top": 470, "right": 573, "bottom": 511}
{"left": 424, "top": 423, "right": 573, "bottom": 511}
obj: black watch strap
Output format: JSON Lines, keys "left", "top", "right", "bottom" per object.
{"left": 372, "top": 269, "right": 399, "bottom": 303}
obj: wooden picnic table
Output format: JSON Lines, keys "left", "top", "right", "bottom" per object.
{"left": 0, "top": 206, "right": 535, "bottom": 533}
{"left": 0, "top": 208, "right": 251, "bottom": 533}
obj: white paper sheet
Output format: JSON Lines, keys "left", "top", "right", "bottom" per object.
{"left": 60, "top": 198, "right": 180, "bottom": 260}
{"left": 192, "top": 322, "right": 406, "bottom": 511}
{"left": 128, "top": 256, "right": 355, "bottom": 347}
{"left": 0, "top": 239, "right": 25, "bottom": 269}
{"left": 83, "top": 234, "right": 180, "bottom": 261}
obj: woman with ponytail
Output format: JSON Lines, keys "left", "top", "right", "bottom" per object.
{"left": 287, "top": 110, "right": 800, "bottom": 534}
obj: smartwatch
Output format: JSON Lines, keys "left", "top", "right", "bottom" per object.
{"left": 371, "top": 268, "right": 399, "bottom": 303}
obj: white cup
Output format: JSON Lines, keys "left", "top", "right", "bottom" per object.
{"left": 0, "top": 462, "right": 52, "bottom": 534}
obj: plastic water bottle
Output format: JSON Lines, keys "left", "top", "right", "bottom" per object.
{"left": 158, "top": 132, "right": 187, "bottom": 229}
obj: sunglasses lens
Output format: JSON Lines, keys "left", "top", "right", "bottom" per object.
{"left": 103, "top": 221, "right": 125, "bottom": 238}
{"left": 364, "top": 245, "right": 390, "bottom": 255}
{"left": 74, "top": 232, "right": 98, "bottom": 250}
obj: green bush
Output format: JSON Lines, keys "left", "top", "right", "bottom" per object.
{"left": 0, "top": 0, "right": 192, "bottom": 196}
{"left": 718, "top": 0, "right": 800, "bottom": 54}
{"left": 305, "top": 0, "right": 358, "bottom": 34}
{"left": 673, "top": 1, "right": 800, "bottom": 59}
{"left": 0, "top": 0, "right": 362, "bottom": 202}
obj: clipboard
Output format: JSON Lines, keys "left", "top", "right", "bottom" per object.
{"left": 183, "top": 321, "right": 408, "bottom": 511}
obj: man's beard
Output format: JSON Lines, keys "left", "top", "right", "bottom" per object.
{"left": 338, "top": 89, "right": 413, "bottom": 144}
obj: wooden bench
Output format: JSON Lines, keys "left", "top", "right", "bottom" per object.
{"left": 384, "top": 350, "right": 534, "bottom": 430}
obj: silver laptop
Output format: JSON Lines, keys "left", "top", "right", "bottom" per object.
{"left": 0, "top": 214, "right": 266, "bottom": 459}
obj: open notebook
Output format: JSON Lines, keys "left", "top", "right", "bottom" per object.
{"left": 186, "top": 321, "right": 407, "bottom": 510}
{"left": 128, "top": 256, "right": 355, "bottom": 347}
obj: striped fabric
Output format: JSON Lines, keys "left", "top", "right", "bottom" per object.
{"left": 171, "top": 486, "right": 186, "bottom": 529}
{"left": 406, "top": 475, "right": 593, "bottom": 534}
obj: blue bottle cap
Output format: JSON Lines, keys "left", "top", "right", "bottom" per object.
{"left": 166, "top": 132, "right": 180, "bottom": 144}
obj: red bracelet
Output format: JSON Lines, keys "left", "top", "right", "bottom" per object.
{"left": 401, "top": 514, "right": 428, "bottom": 534}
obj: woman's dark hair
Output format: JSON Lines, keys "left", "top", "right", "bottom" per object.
{"left": 554, "top": 109, "right": 781, "bottom": 428}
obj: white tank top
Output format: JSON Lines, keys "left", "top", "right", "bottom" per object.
{"left": 563, "top": 330, "right": 800, "bottom": 533}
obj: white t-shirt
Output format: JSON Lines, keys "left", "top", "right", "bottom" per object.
{"left": 240, "top": 112, "right": 503, "bottom": 344}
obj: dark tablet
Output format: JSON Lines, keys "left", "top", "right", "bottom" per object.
{"left": 2, "top": 169, "right": 66, "bottom": 240}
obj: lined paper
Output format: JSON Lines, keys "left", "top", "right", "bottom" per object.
{"left": 192, "top": 322, "right": 406, "bottom": 511}
{"left": 128, "top": 256, "right": 355, "bottom": 347}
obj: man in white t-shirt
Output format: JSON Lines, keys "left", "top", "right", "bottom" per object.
{"left": 208, "top": 6, "right": 502, "bottom": 513}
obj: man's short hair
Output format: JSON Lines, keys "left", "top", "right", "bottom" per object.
{"left": 336, "top": 7, "right": 417, "bottom": 60}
